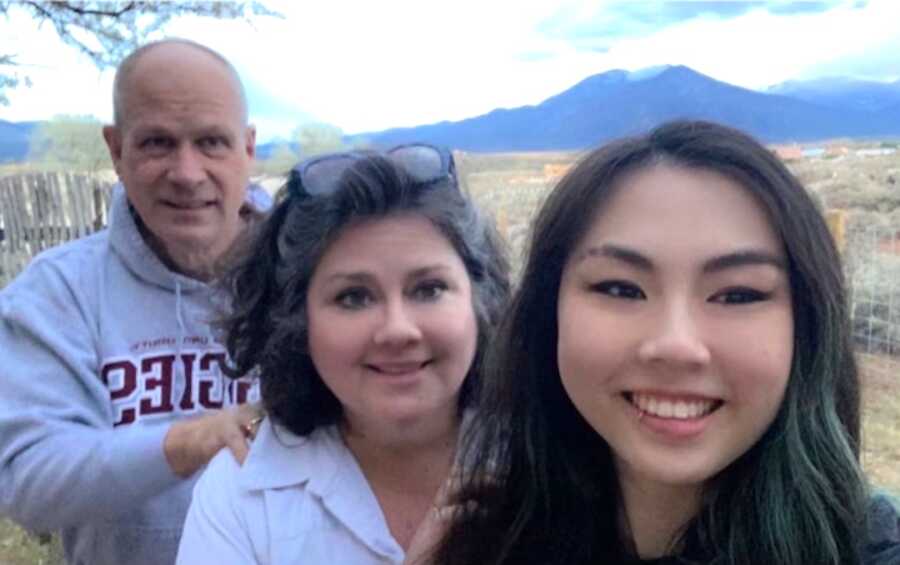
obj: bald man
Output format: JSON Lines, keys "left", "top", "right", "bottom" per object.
{"left": 0, "top": 40, "right": 264, "bottom": 565}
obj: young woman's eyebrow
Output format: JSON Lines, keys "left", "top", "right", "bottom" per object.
{"left": 576, "top": 244, "right": 786, "bottom": 274}
{"left": 577, "top": 244, "right": 653, "bottom": 271}
{"left": 577, "top": 243, "right": 653, "bottom": 271}
{"left": 701, "top": 250, "right": 786, "bottom": 274}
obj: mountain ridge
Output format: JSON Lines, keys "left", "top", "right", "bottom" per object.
{"left": 4, "top": 66, "right": 900, "bottom": 162}
{"left": 353, "top": 65, "right": 900, "bottom": 151}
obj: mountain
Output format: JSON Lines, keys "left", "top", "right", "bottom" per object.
{"left": 767, "top": 77, "right": 900, "bottom": 113}
{"left": 0, "top": 120, "right": 38, "bottom": 162}
{"left": 5, "top": 67, "right": 900, "bottom": 161}
{"left": 357, "top": 66, "right": 900, "bottom": 151}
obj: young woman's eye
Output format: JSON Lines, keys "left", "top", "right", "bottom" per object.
{"left": 710, "top": 287, "right": 770, "bottom": 305}
{"left": 411, "top": 280, "right": 448, "bottom": 302}
{"left": 335, "top": 288, "right": 373, "bottom": 310}
{"left": 591, "top": 280, "right": 645, "bottom": 300}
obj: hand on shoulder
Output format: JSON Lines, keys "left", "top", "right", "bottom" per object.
{"left": 163, "top": 403, "right": 263, "bottom": 477}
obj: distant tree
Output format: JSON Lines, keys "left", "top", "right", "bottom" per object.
{"left": 28, "top": 114, "right": 111, "bottom": 173}
{"left": 258, "top": 142, "right": 299, "bottom": 176}
{"left": 0, "top": 1, "right": 279, "bottom": 104}
{"left": 295, "top": 122, "right": 347, "bottom": 157}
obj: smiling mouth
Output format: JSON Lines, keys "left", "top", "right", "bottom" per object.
{"left": 624, "top": 392, "right": 723, "bottom": 420}
{"left": 367, "top": 360, "right": 431, "bottom": 375}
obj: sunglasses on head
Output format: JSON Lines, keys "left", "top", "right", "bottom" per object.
{"left": 289, "top": 143, "right": 456, "bottom": 198}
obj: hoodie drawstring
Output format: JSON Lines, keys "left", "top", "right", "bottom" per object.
{"left": 174, "top": 277, "right": 185, "bottom": 376}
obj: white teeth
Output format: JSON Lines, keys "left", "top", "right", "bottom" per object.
{"left": 631, "top": 393, "right": 716, "bottom": 420}
{"left": 658, "top": 399, "right": 673, "bottom": 418}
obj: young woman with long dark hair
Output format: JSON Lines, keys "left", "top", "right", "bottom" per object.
{"left": 410, "top": 121, "right": 900, "bottom": 565}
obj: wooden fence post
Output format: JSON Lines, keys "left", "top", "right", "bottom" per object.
{"left": 826, "top": 209, "right": 847, "bottom": 253}
{"left": 0, "top": 172, "right": 114, "bottom": 287}
{"left": 93, "top": 180, "right": 105, "bottom": 232}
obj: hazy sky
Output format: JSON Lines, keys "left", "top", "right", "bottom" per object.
{"left": 2, "top": 0, "right": 899, "bottom": 142}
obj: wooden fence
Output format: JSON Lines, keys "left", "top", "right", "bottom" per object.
{"left": 0, "top": 172, "right": 113, "bottom": 288}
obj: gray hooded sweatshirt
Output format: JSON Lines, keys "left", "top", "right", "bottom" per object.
{"left": 0, "top": 185, "right": 258, "bottom": 564}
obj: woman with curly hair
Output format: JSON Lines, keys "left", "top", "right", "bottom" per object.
{"left": 176, "top": 144, "right": 510, "bottom": 564}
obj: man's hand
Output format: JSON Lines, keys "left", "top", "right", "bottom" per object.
{"left": 163, "top": 403, "right": 262, "bottom": 478}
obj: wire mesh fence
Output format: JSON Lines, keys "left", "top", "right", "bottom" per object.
{"left": 843, "top": 215, "right": 900, "bottom": 379}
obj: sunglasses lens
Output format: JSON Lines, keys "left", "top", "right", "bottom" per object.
{"left": 388, "top": 145, "right": 444, "bottom": 184}
{"left": 302, "top": 156, "right": 356, "bottom": 195}
{"left": 294, "top": 145, "right": 452, "bottom": 198}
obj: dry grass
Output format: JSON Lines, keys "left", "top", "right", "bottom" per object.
{"left": 790, "top": 152, "right": 900, "bottom": 217}
{"left": 0, "top": 520, "right": 61, "bottom": 564}
{"left": 859, "top": 354, "right": 900, "bottom": 497}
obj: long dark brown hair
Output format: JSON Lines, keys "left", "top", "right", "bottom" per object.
{"left": 431, "top": 120, "right": 866, "bottom": 565}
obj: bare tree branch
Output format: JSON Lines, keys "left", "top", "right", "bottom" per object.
{"left": 0, "top": 0, "right": 281, "bottom": 104}
{"left": 44, "top": 1, "right": 137, "bottom": 19}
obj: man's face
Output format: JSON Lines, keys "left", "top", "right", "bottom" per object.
{"left": 103, "top": 45, "right": 255, "bottom": 276}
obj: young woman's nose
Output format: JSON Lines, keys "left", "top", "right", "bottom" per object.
{"left": 372, "top": 300, "right": 423, "bottom": 346}
{"left": 637, "top": 302, "right": 711, "bottom": 367}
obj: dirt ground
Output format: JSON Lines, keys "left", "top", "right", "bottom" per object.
{"left": 859, "top": 353, "right": 900, "bottom": 497}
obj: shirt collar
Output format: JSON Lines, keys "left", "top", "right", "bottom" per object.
{"left": 239, "top": 420, "right": 345, "bottom": 492}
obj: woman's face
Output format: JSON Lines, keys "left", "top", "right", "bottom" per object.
{"left": 556, "top": 164, "right": 794, "bottom": 494}
{"left": 306, "top": 214, "right": 478, "bottom": 443}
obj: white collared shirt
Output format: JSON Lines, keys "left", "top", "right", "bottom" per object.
{"left": 176, "top": 420, "right": 405, "bottom": 564}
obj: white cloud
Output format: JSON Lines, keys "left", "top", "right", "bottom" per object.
{"left": 163, "top": 0, "right": 567, "bottom": 135}
{"left": 591, "top": 0, "right": 900, "bottom": 89}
